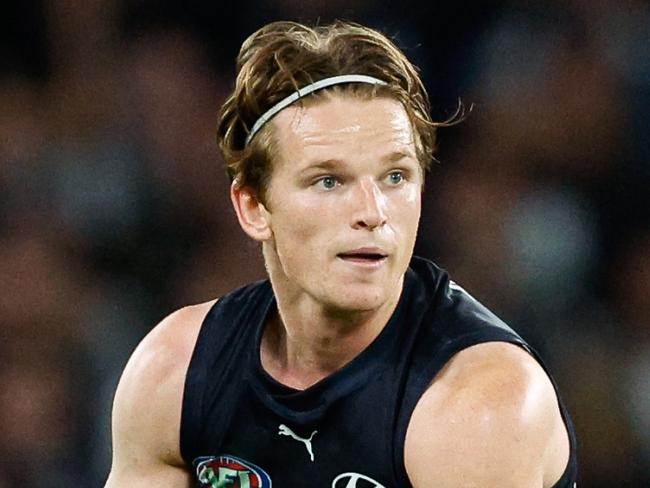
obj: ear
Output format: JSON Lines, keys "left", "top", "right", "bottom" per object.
{"left": 230, "top": 181, "right": 272, "bottom": 241}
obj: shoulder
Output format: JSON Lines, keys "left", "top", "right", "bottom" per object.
{"left": 110, "top": 300, "right": 216, "bottom": 470}
{"left": 404, "top": 342, "right": 570, "bottom": 488}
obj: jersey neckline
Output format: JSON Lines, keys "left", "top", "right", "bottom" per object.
{"left": 247, "top": 267, "right": 419, "bottom": 423}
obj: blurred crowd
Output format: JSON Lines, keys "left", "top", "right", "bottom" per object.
{"left": 1, "top": 0, "right": 648, "bottom": 486}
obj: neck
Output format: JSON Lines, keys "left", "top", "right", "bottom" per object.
{"left": 260, "top": 258, "right": 403, "bottom": 390}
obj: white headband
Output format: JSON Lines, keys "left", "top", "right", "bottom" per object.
{"left": 244, "top": 74, "right": 387, "bottom": 146}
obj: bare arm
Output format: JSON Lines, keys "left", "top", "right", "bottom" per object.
{"left": 405, "top": 342, "right": 570, "bottom": 488}
{"left": 105, "top": 301, "right": 215, "bottom": 487}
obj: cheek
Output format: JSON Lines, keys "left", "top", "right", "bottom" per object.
{"left": 278, "top": 191, "right": 340, "bottom": 232}
{"left": 392, "top": 188, "right": 422, "bottom": 228}
{"left": 271, "top": 204, "right": 331, "bottom": 259}
{"left": 403, "top": 183, "right": 422, "bottom": 206}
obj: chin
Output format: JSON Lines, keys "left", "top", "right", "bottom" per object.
{"left": 323, "top": 284, "right": 389, "bottom": 313}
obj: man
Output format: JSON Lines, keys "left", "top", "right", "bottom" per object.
{"left": 106, "top": 21, "right": 577, "bottom": 487}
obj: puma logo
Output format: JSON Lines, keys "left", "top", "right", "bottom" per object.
{"left": 278, "top": 424, "right": 318, "bottom": 462}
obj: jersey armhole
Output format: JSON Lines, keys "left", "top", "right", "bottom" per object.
{"left": 392, "top": 330, "right": 578, "bottom": 487}
{"left": 179, "top": 300, "right": 221, "bottom": 465}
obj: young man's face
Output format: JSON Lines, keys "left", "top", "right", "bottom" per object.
{"left": 260, "top": 94, "right": 423, "bottom": 312}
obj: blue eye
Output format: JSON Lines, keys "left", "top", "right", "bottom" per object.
{"left": 387, "top": 171, "right": 404, "bottom": 185}
{"left": 318, "top": 176, "right": 338, "bottom": 190}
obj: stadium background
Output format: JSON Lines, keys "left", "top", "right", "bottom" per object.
{"left": 1, "top": 0, "right": 649, "bottom": 486}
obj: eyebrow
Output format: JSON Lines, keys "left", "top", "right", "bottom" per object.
{"left": 386, "top": 150, "right": 417, "bottom": 162}
{"left": 301, "top": 159, "right": 343, "bottom": 172}
{"left": 302, "top": 151, "right": 418, "bottom": 172}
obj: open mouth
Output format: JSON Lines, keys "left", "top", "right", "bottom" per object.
{"left": 337, "top": 252, "right": 388, "bottom": 264}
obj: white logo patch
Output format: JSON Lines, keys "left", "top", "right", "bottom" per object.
{"left": 278, "top": 424, "right": 318, "bottom": 462}
{"left": 332, "top": 472, "right": 386, "bottom": 488}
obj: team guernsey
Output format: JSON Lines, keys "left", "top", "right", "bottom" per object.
{"left": 180, "top": 256, "right": 578, "bottom": 487}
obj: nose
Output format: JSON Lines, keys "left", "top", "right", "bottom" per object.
{"left": 351, "top": 178, "right": 387, "bottom": 230}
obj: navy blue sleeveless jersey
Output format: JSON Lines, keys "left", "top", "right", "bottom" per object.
{"left": 181, "top": 256, "right": 578, "bottom": 487}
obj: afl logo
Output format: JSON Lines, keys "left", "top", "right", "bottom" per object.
{"left": 332, "top": 472, "right": 386, "bottom": 488}
{"left": 194, "top": 455, "right": 272, "bottom": 488}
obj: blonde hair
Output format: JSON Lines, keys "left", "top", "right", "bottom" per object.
{"left": 217, "top": 20, "right": 459, "bottom": 200}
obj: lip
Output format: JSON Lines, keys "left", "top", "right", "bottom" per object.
{"left": 337, "top": 247, "right": 389, "bottom": 268}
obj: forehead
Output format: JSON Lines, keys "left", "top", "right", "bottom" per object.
{"left": 269, "top": 94, "right": 417, "bottom": 166}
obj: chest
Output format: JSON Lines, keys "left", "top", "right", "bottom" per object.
{"left": 191, "top": 372, "right": 403, "bottom": 487}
